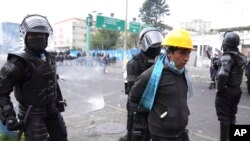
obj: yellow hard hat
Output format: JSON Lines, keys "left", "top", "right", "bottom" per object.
{"left": 162, "top": 28, "right": 193, "bottom": 49}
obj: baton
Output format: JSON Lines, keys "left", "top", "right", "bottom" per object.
{"left": 16, "top": 105, "right": 33, "bottom": 141}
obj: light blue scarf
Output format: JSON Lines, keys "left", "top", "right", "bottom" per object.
{"left": 138, "top": 54, "right": 165, "bottom": 111}
{"left": 139, "top": 54, "right": 194, "bottom": 111}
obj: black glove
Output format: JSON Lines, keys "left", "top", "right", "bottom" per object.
{"left": 6, "top": 116, "right": 22, "bottom": 131}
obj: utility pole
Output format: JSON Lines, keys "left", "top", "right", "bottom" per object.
{"left": 123, "top": 0, "right": 128, "bottom": 70}
{"left": 86, "top": 13, "right": 93, "bottom": 56}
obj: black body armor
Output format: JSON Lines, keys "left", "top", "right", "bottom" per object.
{"left": 216, "top": 31, "right": 244, "bottom": 141}
{"left": 8, "top": 52, "right": 57, "bottom": 107}
{"left": 125, "top": 51, "right": 155, "bottom": 95}
{"left": 217, "top": 51, "right": 246, "bottom": 91}
{"left": 127, "top": 52, "right": 155, "bottom": 81}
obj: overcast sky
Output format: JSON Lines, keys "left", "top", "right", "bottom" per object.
{"left": 1, "top": 0, "right": 250, "bottom": 29}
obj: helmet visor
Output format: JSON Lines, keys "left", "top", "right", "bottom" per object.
{"left": 28, "top": 26, "right": 50, "bottom": 34}
{"left": 140, "top": 31, "right": 163, "bottom": 51}
{"left": 20, "top": 14, "right": 53, "bottom": 38}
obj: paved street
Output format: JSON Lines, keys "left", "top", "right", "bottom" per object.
{"left": 56, "top": 61, "right": 250, "bottom": 141}
{"left": 0, "top": 56, "right": 249, "bottom": 141}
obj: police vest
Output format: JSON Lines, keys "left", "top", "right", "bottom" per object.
{"left": 227, "top": 52, "right": 247, "bottom": 87}
{"left": 9, "top": 51, "right": 57, "bottom": 107}
{"left": 126, "top": 52, "right": 155, "bottom": 82}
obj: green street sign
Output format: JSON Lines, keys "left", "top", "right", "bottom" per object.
{"left": 96, "top": 15, "right": 125, "bottom": 31}
{"left": 129, "top": 22, "right": 140, "bottom": 33}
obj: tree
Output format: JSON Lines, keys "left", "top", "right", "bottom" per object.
{"left": 127, "top": 33, "right": 139, "bottom": 49}
{"left": 92, "top": 29, "right": 121, "bottom": 50}
{"left": 114, "top": 32, "right": 139, "bottom": 49}
{"left": 139, "top": 0, "right": 170, "bottom": 31}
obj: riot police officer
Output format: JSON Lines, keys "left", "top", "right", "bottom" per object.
{"left": 0, "top": 14, "right": 68, "bottom": 141}
{"left": 206, "top": 50, "right": 221, "bottom": 89}
{"left": 120, "top": 27, "right": 163, "bottom": 141}
{"left": 216, "top": 31, "right": 247, "bottom": 141}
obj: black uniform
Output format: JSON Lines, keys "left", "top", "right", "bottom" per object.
{"left": 125, "top": 52, "right": 155, "bottom": 94}
{"left": 0, "top": 14, "right": 68, "bottom": 141}
{"left": 0, "top": 51, "right": 67, "bottom": 141}
{"left": 216, "top": 31, "right": 247, "bottom": 141}
{"left": 216, "top": 51, "right": 246, "bottom": 121}
{"left": 124, "top": 51, "right": 156, "bottom": 141}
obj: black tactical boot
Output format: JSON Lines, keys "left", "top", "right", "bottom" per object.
{"left": 220, "top": 121, "right": 230, "bottom": 141}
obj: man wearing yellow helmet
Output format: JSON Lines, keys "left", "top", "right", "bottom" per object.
{"left": 129, "top": 29, "right": 194, "bottom": 141}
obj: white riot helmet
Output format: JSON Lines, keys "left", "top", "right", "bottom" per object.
{"left": 20, "top": 14, "right": 53, "bottom": 40}
{"left": 20, "top": 14, "right": 53, "bottom": 53}
{"left": 138, "top": 27, "right": 163, "bottom": 52}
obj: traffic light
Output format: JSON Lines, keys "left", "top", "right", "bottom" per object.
{"left": 86, "top": 14, "right": 93, "bottom": 26}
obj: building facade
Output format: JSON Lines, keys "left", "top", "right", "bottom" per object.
{"left": 0, "top": 22, "right": 21, "bottom": 54}
{"left": 54, "top": 18, "right": 91, "bottom": 51}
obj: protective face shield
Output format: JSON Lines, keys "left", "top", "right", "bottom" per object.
{"left": 20, "top": 14, "right": 53, "bottom": 53}
{"left": 139, "top": 28, "right": 163, "bottom": 52}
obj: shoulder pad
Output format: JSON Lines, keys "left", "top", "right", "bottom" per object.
{"left": 0, "top": 62, "right": 15, "bottom": 77}
{"left": 126, "top": 59, "right": 139, "bottom": 73}
{"left": 132, "top": 53, "right": 141, "bottom": 60}
{"left": 0, "top": 61, "right": 20, "bottom": 79}
{"left": 127, "top": 53, "right": 142, "bottom": 67}
{"left": 220, "top": 54, "right": 234, "bottom": 67}
{"left": 8, "top": 51, "right": 29, "bottom": 62}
